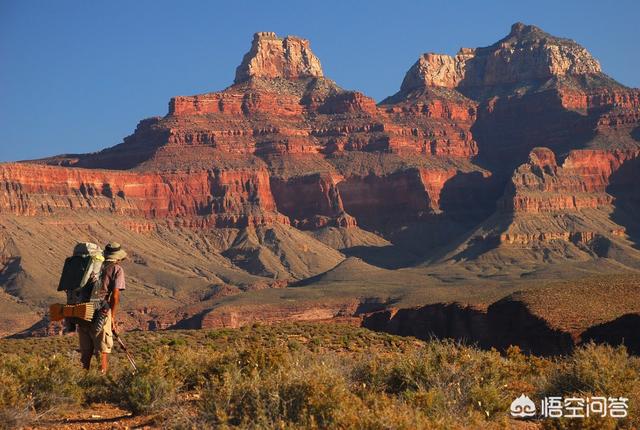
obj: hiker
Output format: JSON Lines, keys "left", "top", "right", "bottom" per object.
{"left": 78, "top": 242, "right": 127, "bottom": 373}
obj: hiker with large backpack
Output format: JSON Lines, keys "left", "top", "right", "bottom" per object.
{"left": 78, "top": 242, "right": 128, "bottom": 374}
{"left": 53, "top": 242, "right": 105, "bottom": 331}
{"left": 51, "top": 241, "right": 128, "bottom": 374}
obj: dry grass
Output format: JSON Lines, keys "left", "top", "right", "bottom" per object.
{"left": 0, "top": 323, "right": 638, "bottom": 429}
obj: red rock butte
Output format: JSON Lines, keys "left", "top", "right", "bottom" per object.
{"left": 1, "top": 23, "right": 639, "bottom": 336}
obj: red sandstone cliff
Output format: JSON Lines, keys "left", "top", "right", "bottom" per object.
{"left": 391, "top": 22, "right": 640, "bottom": 172}
{"left": 39, "top": 31, "right": 479, "bottom": 171}
{"left": 2, "top": 24, "right": 640, "bottom": 336}
{"left": 0, "top": 163, "right": 286, "bottom": 228}
{"left": 501, "top": 147, "right": 640, "bottom": 213}
{"left": 11, "top": 25, "right": 640, "bottom": 250}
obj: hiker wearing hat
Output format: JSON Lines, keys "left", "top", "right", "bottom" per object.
{"left": 78, "top": 242, "right": 127, "bottom": 373}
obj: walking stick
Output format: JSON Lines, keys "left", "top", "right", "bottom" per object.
{"left": 113, "top": 329, "right": 138, "bottom": 373}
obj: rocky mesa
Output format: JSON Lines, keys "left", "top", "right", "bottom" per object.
{"left": 1, "top": 24, "right": 639, "bottom": 344}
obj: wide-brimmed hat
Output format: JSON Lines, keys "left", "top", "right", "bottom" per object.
{"left": 104, "top": 242, "right": 128, "bottom": 261}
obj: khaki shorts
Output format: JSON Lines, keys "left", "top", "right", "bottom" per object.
{"left": 78, "top": 311, "right": 113, "bottom": 356}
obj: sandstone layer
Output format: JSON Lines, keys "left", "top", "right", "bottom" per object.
{"left": 2, "top": 24, "right": 640, "bottom": 337}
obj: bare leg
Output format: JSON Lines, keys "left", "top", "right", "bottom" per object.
{"left": 81, "top": 350, "right": 92, "bottom": 370}
{"left": 100, "top": 352, "right": 109, "bottom": 374}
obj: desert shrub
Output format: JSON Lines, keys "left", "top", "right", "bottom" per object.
{"left": 350, "top": 355, "right": 390, "bottom": 394}
{"left": 122, "top": 371, "right": 174, "bottom": 414}
{"left": 0, "top": 368, "right": 25, "bottom": 411}
{"left": 164, "top": 346, "right": 220, "bottom": 390}
{"left": 198, "top": 341, "right": 538, "bottom": 428}
{"left": 542, "top": 343, "right": 640, "bottom": 430}
{"left": 162, "top": 337, "right": 187, "bottom": 347}
{"left": 78, "top": 370, "right": 119, "bottom": 404}
{"left": 399, "top": 388, "right": 448, "bottom": 422}
{"left": 200, "top": 352, "right": 353, "bottom": 428}
{"left": 275, "top": 361, "right": 350, "bottom": 426}
{"left": 118, "top": 368, "right": 174, "bottom": 414}
{"left": 544, "top": 343, "right": 639, "bottom": 395}
{"left": 0, "top": 352, "right": 83, "bottom": 428}
{"left": 234, "top": 345, "right": 289, "bottom": 374}
{"left": 1, "top": 353, "right": 83, "bottom": 411}
{"left": 159, "top": 406, "right": 209, "bottom": 430}
{"left": 337, "top": 393, "right": 442, "bottom": 430}
{"left": 350, "top": 340, "right": 548, "bottom": 423}
{"left": 3, "top": 323, "right": 640, "bottom": 429}
{"left": 0, "top": 368, "right": 31, "bottom": 430}
{"left": 117, "top": 347, "right": 178, "bottom": 414}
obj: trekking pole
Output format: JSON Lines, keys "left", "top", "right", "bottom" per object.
{"left": 113, "top": 329, "right": 138, "bottom": 373}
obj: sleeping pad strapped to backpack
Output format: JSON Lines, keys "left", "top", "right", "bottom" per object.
{"left": 54, "top": 242, "right": 105, "bottom": 330}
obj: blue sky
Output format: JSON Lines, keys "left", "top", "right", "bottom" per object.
{"left": 1, "top": 0, "right": 639, "bottom": 162}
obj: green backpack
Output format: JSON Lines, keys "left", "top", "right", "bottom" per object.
{"left": 57, "top": 242, "right": 105, "bottom": 305}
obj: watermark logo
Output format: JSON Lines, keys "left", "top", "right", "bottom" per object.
{"left": 510, "top": 394, "right": 536, "bottom": 418}
{"left": 510, "top": 395, "right": 629, "bottom": 419}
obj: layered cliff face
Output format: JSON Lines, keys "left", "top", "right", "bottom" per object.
{"left": 498, "top": 147, "right": 640, "bottom": 221}
{"left": 17, "top": 24, "right": 640, "bottom": 258}
{"left": 41, "top": 31, "right": 479, "bottom": 171}
{"left": 401, "top": 23, "right": 602, "bottom": 92}
{"left": 2, "top": 23, "right": 640, "bottom": 337}
{"left": 27, "top": 31, "right": 486, "bottom": 237}
{"left": 432, "top": 145, "right": 640, "bottom": 279}
{"left": 470, "top": 82, "right": 640, "bottom": 171}
{"left": 483, "top": 147, "right": 637, "bottom": 248}
{"left": 270, "top": 173, "right": 357, "bottom": 230}
{"left": 0, "top": 163, "right": 285, "bottom": 227}
{"left": 503, "top": 147, "right": 626, "bottom": 213}
{"left": 394, "top": 22, "right": 640, "bottom": 171}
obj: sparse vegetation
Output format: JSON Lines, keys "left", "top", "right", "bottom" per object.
{"left": 0, "top": 323, "right": 638, "bottom": 429}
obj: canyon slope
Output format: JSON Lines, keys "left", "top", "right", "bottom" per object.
{"left": 1, "top": 23, "right": 639, "bottom": 345}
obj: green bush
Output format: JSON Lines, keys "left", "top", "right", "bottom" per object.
{"left": 119, "top": 369, "right": 174, "bottom": 414}
{"left": 542, "top": 343, "right": 640, "bottom": 430}
{"left": 0, "top": 353, "right": 84, "bottom": 428}
{"left": 351, "top": 340, "right": 541, "bottom": 421}
{"left": 1, "top": 353, "right": 83, "bottom": 411}
{"left": 200, "top": 353, "right": 352, "bottom": 428}
{"left": 0, "top": 368, "right": 30, "bottom": 430}
{"left": 117, "top": 347, "right": 178, "bottom": 414}
{"left": 78, "top": 370, "right": 119, "bottom": 404}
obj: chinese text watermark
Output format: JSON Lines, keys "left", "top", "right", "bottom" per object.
{"left": 510, "top": 394, "right": 629, "bottom": 419}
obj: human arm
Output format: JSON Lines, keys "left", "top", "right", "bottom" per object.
{"left": 109, "top": 287, "right": 120, "bottom": 330}
{"left": 107, "top": 265, "right": 125, "bottom": 331}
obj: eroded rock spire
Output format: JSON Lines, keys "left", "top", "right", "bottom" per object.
{"left": 234, "top": 31, "right": 324, "bottom": 83}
